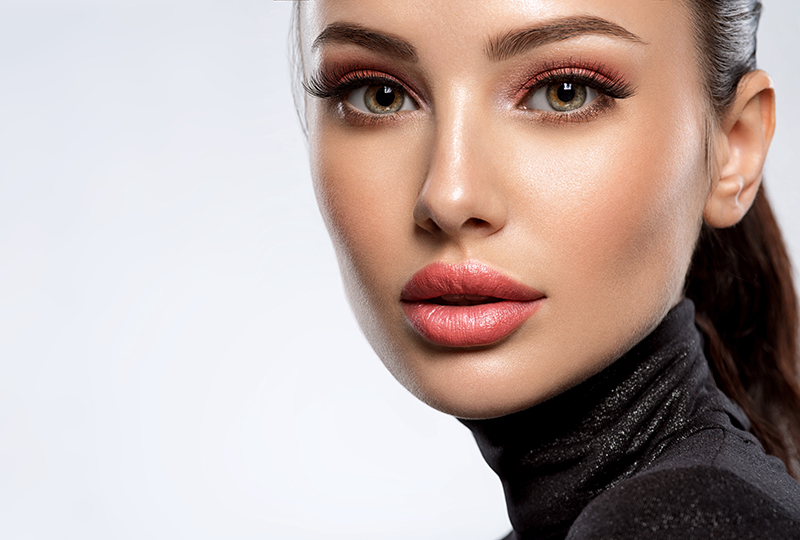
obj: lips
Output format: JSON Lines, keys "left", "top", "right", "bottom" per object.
{"left": 401, "top": 261, "right": 545, "bottom": 347}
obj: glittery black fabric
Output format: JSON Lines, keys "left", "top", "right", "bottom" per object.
{"left": 460, "top": 300, "right": 800, "bottom": 540}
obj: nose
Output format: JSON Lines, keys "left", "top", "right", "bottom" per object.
{"left": 412, "top": 105, "right": 508, "bottom": 240}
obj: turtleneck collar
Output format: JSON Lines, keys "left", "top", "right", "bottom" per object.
{"left": 459, "top": 299, "right": 749, "bottom": 540}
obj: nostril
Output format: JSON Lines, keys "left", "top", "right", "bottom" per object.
{"left": 416, "top": 216, "right": 442, "bottom": 235}
{"left": 413, "top": 192, "right": 507, "bottom": 238}
{"left": 416, "top": 216, "right": 493, "bottom": 237}
{"left": 465, "top": 217, "right": 491, "bottom": 229}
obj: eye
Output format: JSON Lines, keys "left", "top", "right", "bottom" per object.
{"left": 347, "top": 84, "right": 418, "bottom": 115}
{"left": 525, "top": 81, "right": 600, "bottom": 113}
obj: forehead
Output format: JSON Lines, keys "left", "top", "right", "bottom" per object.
{"left": 300, "top": 0, "right": 693, "bottom": 61}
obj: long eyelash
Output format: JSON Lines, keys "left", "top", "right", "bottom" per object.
{"left": 304, "top": 64, "right": 404, "bottom": 101}
{"left": 525, "top": 61, "right": 635, "bottom": 100}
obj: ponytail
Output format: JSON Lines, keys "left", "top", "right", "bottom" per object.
{"left": 686, "top": 185, "right": 800, "bottom": 477}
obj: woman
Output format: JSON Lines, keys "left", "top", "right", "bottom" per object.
{"left": 292, "top": 0, "right": 800, "bottom": 538}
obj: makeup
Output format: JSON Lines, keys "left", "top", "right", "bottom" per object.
{"left": 401, "top": 261, "right": 545, "bottom": 348}
{"left": 519, "top": 60, "right": 635, "bottom": 101}
{"left": 305, "top": 62, "right": 423, "bottom": 126}
{"left": 306, "top": 0, "right": 712, "bottom": 417}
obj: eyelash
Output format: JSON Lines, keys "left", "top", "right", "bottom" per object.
{"left": 305, "top": 65, "right": 416, "bottom": 126}
{"left": 305, "top": 62, "right": 635, "bottom": 126}
{"left": 520, "top": 62, "right": 635, "bottom": 123}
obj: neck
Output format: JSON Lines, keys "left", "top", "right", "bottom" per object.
{"left": 459, "top": 300, "right": 739, "bottom": 539}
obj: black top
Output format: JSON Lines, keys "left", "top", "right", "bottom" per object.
{"left": 460, "top": 300, "right": 800, "bottom": 539}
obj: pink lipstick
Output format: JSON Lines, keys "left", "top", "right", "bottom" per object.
{"left": 401, "top": 261, "right": 545, "bottom": 347}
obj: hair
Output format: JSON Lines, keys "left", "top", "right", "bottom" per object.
{"left": 289, "top": 4, "right": 308, "bottom": 137}
{"left": 290, "top": 0, "right": 800, "bottom": 477}
{"left": 683, "top": 0, "right": 800, "bottom": 478}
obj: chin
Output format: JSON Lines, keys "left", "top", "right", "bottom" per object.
{"left": 383, "top": 346, "right": 584, "bottom": 420}
{"left": 415, "top": 381, "right": 565, "bottom": 420}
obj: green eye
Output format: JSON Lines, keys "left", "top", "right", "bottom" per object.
{"left": 366, "top": 85, "right": 404, "bottom": 113}
{"left": 546, "top": 82, "right": 588, "bottom": 111}
{"left": 348, "top": 84, "right": 418, "bottom": 115}
{"left": 526, "top": 81, "right": 599, "bottom": 113}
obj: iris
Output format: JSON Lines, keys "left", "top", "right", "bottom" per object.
{"left": 547, "top": 82, "right": 588, "bottom": 111}
{"left": 365, "top": 85, "right": 405, "bottom": 113}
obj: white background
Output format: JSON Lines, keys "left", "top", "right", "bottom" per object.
{"left": 1, "top": 1, "right": 798, "bottom": 539}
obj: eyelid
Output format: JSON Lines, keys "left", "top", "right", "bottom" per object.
{"left": 306, "top": 66, "right": 423, "bottom": 126}
{"left": 511, "top": 63, "right": 635, "bottom": 125}
{"left": 517, "top": 63, "right": 635, "bottom": 102}
{"left": 305, "top": 66, "right": 423, "bottom": 105}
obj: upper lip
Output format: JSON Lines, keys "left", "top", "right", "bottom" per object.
{"left": 400, "top": 260, "right": 545, "bottom": 303}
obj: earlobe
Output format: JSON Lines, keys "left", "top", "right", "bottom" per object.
{"left": 704, "top": 70, "right": 776, "bottom": 229}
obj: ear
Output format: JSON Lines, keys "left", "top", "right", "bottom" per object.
{"left": 704, "top": 70, "right": 776, "bottom": 229}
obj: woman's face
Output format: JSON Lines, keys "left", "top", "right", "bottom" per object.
{"left": 301, "top": 0, "right": 711, "bottom": 418}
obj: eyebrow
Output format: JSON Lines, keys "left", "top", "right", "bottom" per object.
{"left": 486, "top": 16, "right": 647, "bottom": 62}
{"left": 312, "top": 22, "right": 419, "bottom": 63}
{"left": 311, "top": 16, "right": 645, "bottom": 65}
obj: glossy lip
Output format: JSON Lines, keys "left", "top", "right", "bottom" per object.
{"left": 400, "top": 261, "right": 546, "bottom": 348}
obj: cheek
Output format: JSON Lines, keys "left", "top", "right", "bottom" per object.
{"left": 308, "top": 110, "right": 430, "bottom": 318}
{"left": 311, "top": 124, "right": 409, "bottom": 254}
{"left": 507, "top": 111, "right": 707, "bottom": 299}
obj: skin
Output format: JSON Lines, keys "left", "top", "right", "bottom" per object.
{"left": 300, "top": 0, "right": 775, "bottom": 419}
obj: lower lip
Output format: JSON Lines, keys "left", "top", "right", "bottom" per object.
{"left": 401, "top": 299, "right": 544, "bottom": 348}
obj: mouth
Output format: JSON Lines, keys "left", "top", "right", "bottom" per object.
{"left": 400, "top": 261, "right": 545, "bottom": 348}
{"left": 428, "top": 294, "right": 504, "bottom": 306}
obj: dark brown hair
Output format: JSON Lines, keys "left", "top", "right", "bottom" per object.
{"left": 683, "top": 0, "right": 800, "bottom": 477}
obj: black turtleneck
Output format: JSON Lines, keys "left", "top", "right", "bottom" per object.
{"left": 460, "top": 300, "right": 800, "bottom": 540}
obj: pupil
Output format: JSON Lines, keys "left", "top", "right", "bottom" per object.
{"left": 376, "top": 86, "right": 396, "bottom": 107}
{"left": 557, "top": 83, "right": 576, "bottom": 103}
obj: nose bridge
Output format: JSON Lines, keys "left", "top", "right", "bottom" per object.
{"left": 414, "top": 89, "right": 507, "bottom": 239}
{"left": 431, "top": 97, "right": 472, "bottom": 197}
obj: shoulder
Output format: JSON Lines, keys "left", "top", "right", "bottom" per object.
{"left": 566, "top": 465, "right": 800, "bottom": 540}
